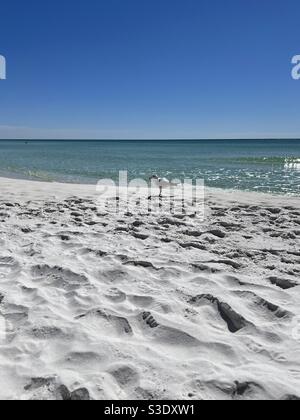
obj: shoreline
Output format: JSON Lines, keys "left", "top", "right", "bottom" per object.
{"left": 0, "top": 176, "right": 299, "bottom": 206}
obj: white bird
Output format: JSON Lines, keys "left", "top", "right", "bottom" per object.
{"left": 149, "top": 175, "right": 179, "bottom": 198}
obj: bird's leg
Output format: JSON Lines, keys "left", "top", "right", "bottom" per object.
{"left": 159, "top": 186, "right": 163, "bottom": 198}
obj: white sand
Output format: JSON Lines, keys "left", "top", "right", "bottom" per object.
{"left": 0, "top": 176, "right": 299, "bottom": 400}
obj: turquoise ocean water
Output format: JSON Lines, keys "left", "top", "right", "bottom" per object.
{"left": 0, "top": 140, "right": 299, "bottom": 195}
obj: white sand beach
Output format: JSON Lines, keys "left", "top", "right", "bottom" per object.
{"left": 0, "top": 177, "right": 299, "bottom": 400}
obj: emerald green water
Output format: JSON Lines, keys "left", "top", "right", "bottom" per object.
{"left": 0, "top": 139, "right": 299, "bottom": 195}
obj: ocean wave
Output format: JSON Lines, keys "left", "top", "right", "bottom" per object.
{"left": 221, "top": 156, "right": 300, "bottom": 165}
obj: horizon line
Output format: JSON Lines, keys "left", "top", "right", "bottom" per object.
{"left": 1, "top": 138, "right": 300, "bottom": 142}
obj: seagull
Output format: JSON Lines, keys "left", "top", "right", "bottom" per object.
{"left": 149, "top": 175, "right": 179, "bottom": 198}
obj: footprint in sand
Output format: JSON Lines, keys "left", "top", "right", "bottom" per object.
{"left": 108, "top": 364, "right": 140, "bottom": 389}
{"left": 31, "top": 265, "right": 90, "bottom": 291}
{"left": 129, "top": 296, "right": 154, "bottom": 307}
{"left": 24, "top": 376, "right": 91, "bottom": 400}
{"left": 269, "top": 276, "right": 299, "bottom": 290}
{"left": 105, "top": 288, "right": 127, "bottom": 303}
{"left": 0, "top": 302, "right": 29, "bottom": 336}
{"left": 142, "top": 311, "right": 159, "bottom": 328}
{"left": 0, "top": 256, "right": 20, "bottom": 278}
{"left": 139, "top": 311, "right": 200, "bottom": 347}
{"left": 77, "top": 308, "right": 133, "bottom": 336}
{"left": 189, "top": 294, "right": 251, "bottom": 333}
{"left": 28, "top": 325, "right": 69, "bottom": 340}
{"left": 234, "top": 291, "right": 290, "bottom": 320}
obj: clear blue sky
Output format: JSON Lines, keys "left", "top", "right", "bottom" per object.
{"left": 0, "top": 0, "right": 300, "bottom": 139}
